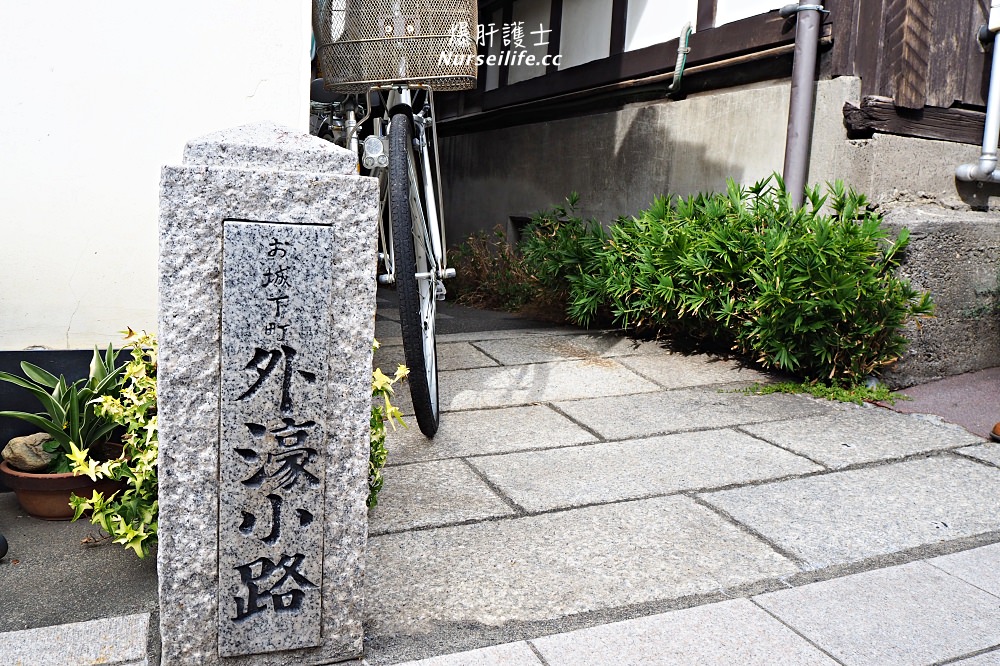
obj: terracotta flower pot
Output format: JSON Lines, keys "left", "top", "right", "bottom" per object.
{"left": 0, "top": 459, "right": 124, "bottom": 521}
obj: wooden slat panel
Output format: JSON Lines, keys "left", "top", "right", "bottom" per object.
{"left": 923, "top": 0, "right": 971, "bottom": 108}
{"left": 843, "top": 95, "right": 985, "bottom": 144}
{"left": 961, "top": 0, "right": 991, "bottom": 107}
{"left": 855, "top": 0, "right": 888, "bottom": 97}
{"left": 826, "top": 0, "right": 863, "bottom": 79}
{"left": 882, "top": 0, "right": 934, "bottom": 109}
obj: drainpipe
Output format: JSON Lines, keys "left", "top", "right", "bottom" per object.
{"left": 780, "top": 2, "right": 826, "bottom": 208}
{"left": 956, "top": 2, "right": 1000, "bottom": 184}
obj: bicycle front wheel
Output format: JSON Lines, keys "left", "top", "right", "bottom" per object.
{"left": 388, "top": 111, "right": 440, "bottom": 437}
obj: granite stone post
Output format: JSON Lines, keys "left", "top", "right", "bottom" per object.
{"left": 157, "top": 122, "right": 378, "bottom": 664}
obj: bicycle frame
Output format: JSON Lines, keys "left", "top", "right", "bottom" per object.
{"left": 351, "top": 85, "right": 452, "bottom": 288}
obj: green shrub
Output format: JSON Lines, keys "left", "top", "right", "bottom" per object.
{"left": 525, "top": 177, "right": 933, "bottom": 382}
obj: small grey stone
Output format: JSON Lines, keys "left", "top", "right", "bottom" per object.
{"left": 2, "top": 432, "right": 54, "bottom": 472}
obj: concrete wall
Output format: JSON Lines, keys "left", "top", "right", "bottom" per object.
{"left": 440, "top": 74, "right": 1000, "bottom": 382}
{"left": 440, "top": 76, "right": 862, "bottom": 239}
{"left": 0, "top": 1, "right": 311, "bottom": 350}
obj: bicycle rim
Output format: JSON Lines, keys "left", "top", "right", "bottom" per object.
{"left": 388, "top": 112, "right": 439, "bottom": 437}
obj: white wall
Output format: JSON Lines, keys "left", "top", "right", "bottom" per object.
{"left": 715, "top": 0, "right": 784, "bottom": 26}
{"left": 558, "top": 0, "right": 613, "bottom": 70}
{"left": 509, "top": 0, "right": 552, "bottom": 84}
{"left": 625, "top": 0, "right": 698, "bottom": 52}
{"left": 0, "top": 1, "right": 311, "bottom": 350}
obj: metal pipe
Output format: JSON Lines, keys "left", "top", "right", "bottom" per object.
{"left": 781, "top": 3, "right": 825, "bottom": 208}
{"left": 957, "top": 29, "right": 1000, "bottom": 183}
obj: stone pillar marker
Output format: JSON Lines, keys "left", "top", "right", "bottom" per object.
{"left": 158, "top": 122, "right": 378, "bottom": 664}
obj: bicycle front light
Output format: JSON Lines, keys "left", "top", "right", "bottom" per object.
{"left": 363, "top": 136, "right": 389, "bottom": 169}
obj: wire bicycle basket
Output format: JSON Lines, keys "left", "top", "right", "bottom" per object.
{"left": 314, "top": 0, "right": 478, "bottom": 94}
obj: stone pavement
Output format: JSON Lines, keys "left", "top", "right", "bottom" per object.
{"left": 368, "top": 317, "right": 1000, "bottom": 665}
{"left": 2, "top": 295, "right": 1000, "bottom": 665}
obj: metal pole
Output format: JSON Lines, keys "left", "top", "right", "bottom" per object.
{"left": 781, "top": 3, "right": 824, "bottom": 208}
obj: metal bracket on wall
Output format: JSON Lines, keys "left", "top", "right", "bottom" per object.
{"left": 779, "top": 4, "right": 829, "bottom": 18}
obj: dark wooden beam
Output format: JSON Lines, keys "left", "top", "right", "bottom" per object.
{"left": 697, "top": 0, "right": 717, "bottom": 32}
{"left": 498, "top": 0, "right": 513, "bottom": 87}
{"left": 546, "top": 0, "right": 563, "bottom": 75}
{"left": 843, "top": 95, "right": 985, "bottom": 145}
{"left": 483, "top": 11, "right": 796, "bottom": 110}
{"left": 610, "top": 0, "right": 628, "bottom": 55}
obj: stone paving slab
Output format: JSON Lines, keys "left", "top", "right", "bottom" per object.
{"left": 396, "top": 642, "right": 542, "bottom": 666}
{"left": 958, "top": 442, "right": 1000, "bottom": 467}
{"left": 375, "top": 342, "right": 499, "bottom": 373}
{"left": 755, "top": 561, "right": 1000, "bottom": 666}
{"left": 702, "top": 456, "right": 1000, "bottom": 569}
{"left": 531, "top": 598, "right": 837, "bottom": 665}
{"left": 369, "top": 459, "right": 516, "bottom": 534}
{"left": 440, "top": 360, "right": 661, "bottom": 410}
{"left": 385, "top": 405, "right": 596, "bottom": 466}
{"left": 471, "top": 333, "right": 663, "bottom": 365}
{"left": 743, "top": 406, "right": 983, "bottom": 468}
{"left": 0, "top": 613, "right": 150, "bottom": 666}
{"left": 615, "top": 354, "right": 773, "bottom": 389}
{"left": 365, "top": 496, "right": 798, "bottom": 635}
{"left": 471, "top": 429, "right": 821, "bottom": 512}
{"left": 927, "top": 542, "right": 1000, "bottom": 598}
{"left": 556, "top": 390, "right": 833, "bottom": 440}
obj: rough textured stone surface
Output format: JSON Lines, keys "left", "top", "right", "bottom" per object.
{"left": 369, "top": 459, "right": 515, "bottom": 534}
{"left": 439, "top": 359, "right": 661, "bottom": 410}
{"left": 927, "top": 543, "right": 1000, "bottom": 598}
{"left": 702, "top": 456, "right": 1000, "bottom": 569}
{"left": 385, "top": 405, "right": 596, "bottom": 465}
{"left": 951, "top": 651, "right": 1000, "bottom": 666}
{"left": 0, "top": 613, "right": 149, "bottom": 666}
{"left": 217, "top": 222, "right": 337, "bottom": 655}
{"left": 471, "top": 333, "right": 663, "bottom": 365}
{"left": 958, "top": 442, "right": 1000, "bottom": 467}
{"left": 880, "top": 207, "right": 1000, "bottom": 386}
{"left": 1, "top": 432, "right": 54, "bottom": 472}
{"left": 756, "top": 561, "right": 1000, "bottom": 666}
{"left": 395, "top": 642, "right": 543, "bottom": 666}
{"left": 743, "top": 405, "right": 983, "bottom": 468}
{"left": 471, "top": 429, "right": 820, "bottom": 512}
{"left": 182, "top": 121, "right": 356, "bottom": 175}
{"left": 158, "top": 122, "right": 377, "bottom": 664}
{"left": 532, "top": 599, "right": 837, "bottom": 665}
{"left": 365, "top": 496, "right": 798, "bottom": 635}
{"left": 615, "top": 354, "right": 773, "bottom": 389}
{"left": 436, "top": 343, "right": 500, "bottom": 371}
{"left": 556, "top": 390, "right": 833, "bottom": 440}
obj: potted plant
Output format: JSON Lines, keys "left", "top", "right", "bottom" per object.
{"left": 0, "top": 345, "right": 126, "bottom": 519}
{"left": 69, "top": 330, "right": 159, "bottom": 558}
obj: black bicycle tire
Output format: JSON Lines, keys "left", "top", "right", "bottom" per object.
{"left": 388, "top": 112, "right": 439, "bottom": 437}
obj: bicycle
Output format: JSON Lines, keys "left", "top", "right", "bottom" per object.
{"left": 313, "top": 0, "right": 478, "bottom": 437}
